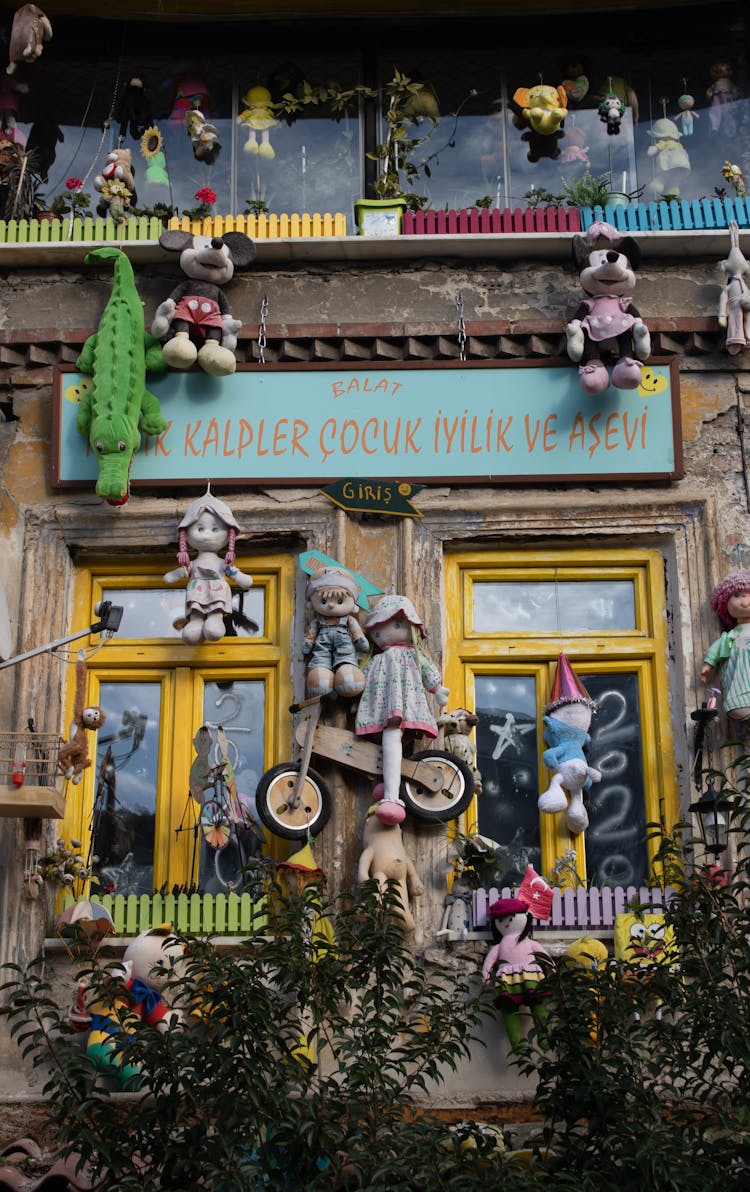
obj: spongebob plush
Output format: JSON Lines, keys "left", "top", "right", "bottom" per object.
{"left": 615, "top": 911, "right": 676, "bottom": 1021}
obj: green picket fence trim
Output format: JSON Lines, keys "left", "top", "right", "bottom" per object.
{"left": 60, "top": 891, "right": 267, "bottom": 937}
{"left": 0, "top": 215, "right": 165, "bottom": 244}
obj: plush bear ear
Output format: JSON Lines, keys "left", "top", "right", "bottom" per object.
{"left": 616, "top": 236, "right": 641, "bottom": 270}
{"left": 159, "top": 230, "right": 194, "bottom": 254}
{"left": 222, "top": 232, "right": 256, "bottom": 269}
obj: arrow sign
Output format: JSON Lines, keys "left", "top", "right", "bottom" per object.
{"left": 320, "top": 479, "right": 425, "bottom": 519}
{"left": 298, "top": 551, "right": 383, "bottom": 611}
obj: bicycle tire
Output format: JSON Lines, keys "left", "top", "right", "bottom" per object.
{"left": 255, "top": 763, "right": 332, "bottom": 841}
{"left": 400, "top": 750, "right": 475, "bottom": 822}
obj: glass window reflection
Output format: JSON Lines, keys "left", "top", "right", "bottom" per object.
{"left": 473, "top": 580, "right": 635, "bottom": 633}
{"left": 101, "top": 587, "right": 264, "bottom": 639}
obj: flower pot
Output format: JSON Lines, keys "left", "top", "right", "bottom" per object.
{"left": 353, "top": 197, "right": 407, "bottom": 237}
{"left": 606, "top": 192, "right": 631, "bottom": 209}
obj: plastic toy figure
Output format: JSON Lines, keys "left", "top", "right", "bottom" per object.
{"left": 164, "top": 491, "right": 253, "bottom": 645}
{"left": 355, "top": 594, "right": 449, "bottom": 808}
{"left": 700, "top": 569, "right": 750, "bottom": 719}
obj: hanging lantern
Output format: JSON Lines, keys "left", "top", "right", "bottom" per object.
{"left": 688, "top": 782, "right": 731, "bottom": 857}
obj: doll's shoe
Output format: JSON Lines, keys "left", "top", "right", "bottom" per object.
{"left": 578, "top": 362, "right": 610, "bottom": 395}
{"left": 198, "top": 340, "right": 236, "bottom": 376}
{"left": 163, "top": 332, "right": 198, "bottom": 369}
{"left": 538, "top": 785, "right": 568, "bottom": 815}
{"left": 611, "top": 357, "right": 643, "bottom": 390}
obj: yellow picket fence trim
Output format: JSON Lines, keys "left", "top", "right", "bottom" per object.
{"left": 166, "top": 212, "right": 347, "bottom": 238}
{"left": 0, "top": 211, "right": 347, "bottom": 244}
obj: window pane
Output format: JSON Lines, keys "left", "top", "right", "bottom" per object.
{"left": 197, "top": 680, "right": 266, "bottom": 893}
{"left": 102, "top": 587, "right": 264, "bottom": 638}
{"left": 473, "top": 580, "right": 635, "bottom": 632}
{"left": 583, "top": 673, "right": 648, "bottom": 889}
{"left": 91, "top": 682, "right": 161, "bottom": 897}
{"left": 474, "top": 674, "right": 540, "bottom": 884}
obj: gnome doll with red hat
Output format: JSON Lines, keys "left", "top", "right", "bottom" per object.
{"left": 538, "top": 654, "right": 601, "bottom": 835}
{"left": 482, "top": 865, "right": 554, "bottom": 1052}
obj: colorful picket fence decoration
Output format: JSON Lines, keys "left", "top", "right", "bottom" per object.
{"left": 579, "top": 194, "right": 750, "bottom": 234}
{"left": 166, "top": 212, "right": 347, "bottom": 238}
{"left": 402, "top": 205, "right": 582, "bottom": 235}
{"left": 473, "top": 884, "right": 674, "bottom": 934}
{"left": 60, "top": 891, "right": 267, "bottom": 937}
{"left": 0, "top": 211, "right": 347, "bottom": 245}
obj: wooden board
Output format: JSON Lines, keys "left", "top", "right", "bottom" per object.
{"left": 0, "top": 784, "right": 66, "bottom": 818}
{"left": 293, "top": 723, "right": 444, "bottom": 790}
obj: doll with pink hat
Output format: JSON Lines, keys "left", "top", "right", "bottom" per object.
{"left": 700, "top": 570, "right": 750, "bottom": 719}
{"left": 538, "top": 653, "right": 601, "bottom": 835}
{"left": 355, "top": 594, "right": 449, "bottom": 814}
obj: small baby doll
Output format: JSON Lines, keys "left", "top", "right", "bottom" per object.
{"left": 482, "top": 896, "right": 550, "bottom": 1053}
{"left": 700, "top": 570, "right": 750, "bottom": 719}
{"left": 164, "top": 490, "right": 253, "bottom": 645}
{"left": 355, "top": 594, "right": 449, "bottom": 811}
{"left": 302, "top": 568, "right": 368, "bottom": 699}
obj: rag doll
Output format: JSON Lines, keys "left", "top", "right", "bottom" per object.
{"left": 302, "top": 567, "right": 368, "bottom": 698}
{"left": 58, "top": 652, "right": 106, "bottom": 783}
{"left": 482, "top": 895, "right": 550, "bottom": 1052}
{"left": 237, "top": 85, "right": 279, "bottom": 158}
{"left": 700, "top": 569, "right": 750, "bottom": 718}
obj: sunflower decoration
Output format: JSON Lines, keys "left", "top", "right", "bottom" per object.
{"left": 140, "top": 124, "right": 170, "bottom": 188}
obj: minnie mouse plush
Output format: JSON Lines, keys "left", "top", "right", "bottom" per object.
{"left": 566, "top": 221, "right": 651, "bottom": 396}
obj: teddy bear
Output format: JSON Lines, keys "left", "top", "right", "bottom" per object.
{"left": 152, "top": 229, "right": 255, "bottom": 376}
{"left": 6, "top": 5, "right": 52, "bottom": 76}
{"left": 437, "top": 706, "right": 483, "bottom": 794}
{"left": 94, "top": 147, "right": 137, "bottom": 220}
{"left": 566, "top": 220, "right": 651, "bottom": 396}
{"left": 57, "top": 653, "right": 106, "bottom": 784}
{"left": 358, "top": 797, "right": 424, "bottom": 933}
{"left": 512, "top": 83, "right": 568, "bottom": 161}
{"left": 302, "top": 567, "right": 368, "bottom": 698}
{"left": 85, "top": 925, "right": 187, "bottom": 1087}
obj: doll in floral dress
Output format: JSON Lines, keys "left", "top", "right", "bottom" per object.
{"left": 700, "top": 569, "right": 750, "bottom": 719}
{"left": 355, "top": 594, "right": 449, "bottom": 812}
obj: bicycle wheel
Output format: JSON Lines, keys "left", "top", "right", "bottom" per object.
{"left": 255, "top": 763, "right": 331, "bottom": 841}
{"left": 400, "top": 750, "right": 475, "bottom": 823}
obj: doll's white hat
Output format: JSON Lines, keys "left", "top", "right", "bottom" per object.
{"left": 306, "top": 568, "right": 361, "bottom": 599}
{"left": 364, "top": 594, "right": 426, "bottom": 638}
{"left": 178, "top": 490, "right": 240, "bottom": 531}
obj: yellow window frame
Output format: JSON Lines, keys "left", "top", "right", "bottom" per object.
{"left": 61, "top": 553, "right": 294, "bottom": 888}
{"left": 444, "top": 548, "right": 678, "bottom": 886}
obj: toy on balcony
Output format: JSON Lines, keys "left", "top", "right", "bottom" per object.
{"left": 115, "top": 77, "right": 154, "bottom": 141}
{"left": 185, "top": 106, "right": 221, "bottom": 165}
{"left": 302, "top": 568, "right": 368, "bottom": 699}
{"left": 57, "top": 652, "right": 106, "bottom": 784}
{"left": 538, "top": 653, "right": 601, "bottom": 836}
{"left": 93, "top": 147, "right": 137, "bottom": 222}
{"left": 152, "top": 229, "right": 255, "bottom": 376}
{"left": 355, "top": 594, "right": 449, "bottom": 808}
{"left": 512, "top": 82, "right": 568, "bottom": 162}
{"left": 358, "top": 790, "right": 424, "bottom": 933}
{"left": 598, "top": 91, "right": 625, "bottom": 135}
{"left": 482, "top": 886, "right": 551, "bottom": 1053}
{"left": 566, "top": 220, "right": 651, "bottom": 396}
{"left": 675, "top": 91, "right": 699, "bottom": 137}
{"left": 237, "top": 85, "right": 279, "bottom": 158}
{"left": 706, "top": 61, "right": 739, "bottom": 136}
{"left": 700, "top": 569, "right": 750, "bottom": 718}
{"left": 6, "top": 4, "right": 52, "bottom": 75}
{"left": 644, "top": 117, "right": 691, "bottom": 202}
{"left": 164, "top": 490, "right": 254, "bottom": 646}
{"left": 717, "top": 221, "right": 750, "bottom": 355}
{"left": 591, "top": 74, "right": 639, "bottom": 126}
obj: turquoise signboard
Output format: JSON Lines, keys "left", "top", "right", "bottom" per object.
{"left": 52, "top": 360, "right": 682, "bottom": 488}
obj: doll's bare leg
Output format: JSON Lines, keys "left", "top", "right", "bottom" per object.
{"left": 381, "top": 726, "right": 403, "bottom": 804}
{"left": 182, "top": 614, "right": 206, "bottom": 645}
{"left": 203, "top": 612, "right": 226, "bottom": 641}
{"left": 306, "top": 665, "right": 334, "bottom": 698}
{"left": 333, "top": 663, "right": 365, "bottom": 698}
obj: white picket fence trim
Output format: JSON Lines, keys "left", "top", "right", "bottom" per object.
{"left": 473, "top": 885, "right": 674, "bottom": 933}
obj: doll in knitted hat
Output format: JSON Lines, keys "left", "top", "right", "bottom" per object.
{"left": 482, "top": 887, "right": 551, "bottom": 1053}
{"left": 302, "top": 568, "right": 368, "bottom": 698}
{"left": 355, "top": 594, "right": 449, "bottom": 810}
{"left": 164, "top": 489, "right": 253, "bottom": 644}
{"left": 700, "top": 570, "right": 750, "bottom": 719}
{"left": 538, "top": 653, "right": 601, "bottom": 835}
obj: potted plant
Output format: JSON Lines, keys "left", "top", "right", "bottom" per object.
{"left": 49, "top": 176, "right": 92, "bottom": 220}
{"left": 0, "top": 140, "right": 48, "bottom": 222}
{"left": 182, "top": 186, "right": 217, "bottom": 222}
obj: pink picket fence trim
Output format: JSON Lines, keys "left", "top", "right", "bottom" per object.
{"left": 473, "top": 885, "right": 674, "bottom": 932}
{"left": 402, "top": 206, "right": 582, "bottom": 236}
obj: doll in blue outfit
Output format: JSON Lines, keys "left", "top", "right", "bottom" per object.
{"left": 700, "top": 570, "right": 750, "bottom": 719}
{"left": 538, "top": 653, "right": 601, "bottom": 835}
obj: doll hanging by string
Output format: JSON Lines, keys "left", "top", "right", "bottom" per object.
{"left": 164, "top": 490, "right": 253, "bottom": 645}
{"left": 355, "top": 594, "right": 449, "bottom": 816}
{"left": 700, "top": 569, "right": 750, "bottom": 719}
{"left": 58, "top": 651, "right": 106, "bottom": 784}
{"left": 482, "top": 875, "right": 552, "bottom": 1053}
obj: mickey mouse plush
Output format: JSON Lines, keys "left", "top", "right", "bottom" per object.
{"left": 152, "top": 230, "right": 255, "bottom": 376}
{"left": 566, "top": 220, "right": 651, "bottom": 396}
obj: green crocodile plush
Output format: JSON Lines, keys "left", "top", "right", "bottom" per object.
{"left": 76, "top": 247, "right": 167, "bottom": 505}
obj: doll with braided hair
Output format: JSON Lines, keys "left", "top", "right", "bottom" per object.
{"left": 164, "top": 490, "right": 253, "bottom": 644}
{"left": 700, "top": 570, "right": 750, "bottom": 719}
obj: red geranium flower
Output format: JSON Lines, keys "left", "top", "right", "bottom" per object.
{"left": 194, "top": 187, "right": 216, "bottom": 205}
{"left": 65, "top": 177, "right": 83, "bottom": 191}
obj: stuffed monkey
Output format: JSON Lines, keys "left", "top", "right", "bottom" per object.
{"left": 58, "top": 652, "right": 106, "bottom": 784}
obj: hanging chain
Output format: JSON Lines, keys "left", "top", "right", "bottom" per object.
{"left": 257, "top": 294, "right": 269, "bottom": 365}
{"left": 455, "top": 291, "right": 467, "bottom": 362}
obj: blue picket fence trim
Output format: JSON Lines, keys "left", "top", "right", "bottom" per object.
{"left": 580, "top": 195, "right": 750, "bottom": 234}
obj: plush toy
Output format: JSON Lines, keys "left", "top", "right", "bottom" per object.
{"left": 700, "top": 569, "right": 750, "bottom": 718}
{"left": 614, "top": 911, "right": 676, "bottom": 1022}
{"left": 437, "top": 706, "right": 483, "bottom": 794}
{"left": 164, "top": 490, "right": 254, "bottom": 645}
{"left": 566, "top": 220, "right": 651, "bottom": 396}
{"left": 0, "top": 73, "right": 27, "bottom": 138}
{"left": 93, "top": 147, "right": 137, "bottom": 221}
{"left": 560, "top": 60, "right": 589, "bottom": 105}
{"left": 722, "top": 160, "right": 747, "bottom": 199}
{"left": 564, "top": 936, "right": 609, "bottom": 1042}
{"left": 6, "top": 5, "right": 52, "bottom": 75}
{"left": 538, "top": 653, "right": 601, "bottom": 835}
{"left": 591, "top": 75, "right": 639, "bottom": 125}
{"left": 115, "top": 77, "right": 154, "bottom": 141}
{"left": 706, "top": 61, "right": 739, "bottom": 136}
{"left": 76, "top": 248, "right": 167, "bottom": 505}
{"left": 358, "top": 799, "right": 424, "bottom": 933}
{"left": 302, "top": 567, "right": 368, "bottom": 699}
{"left": 25, "top": 116, "right": 63, "bottom": 180}
{"left": 675, "top": 92, "right": 698, "bottom": 136}
{"left": 85, "top": 925, "right": 186, "bottom": 1086}
{"left": 168, "top": 73, "right": 211, "bottom": 122}
{"left": 559, "top": 124, "right": 590, "bottom": 167}
{"left": 237, "top": 85, "right": 279, "bottom": 158}
{"left": 355, "top": 593, "right": 449, "bottom": 809}
{"left": 185, "top": 107, "right": 221, "bottom": 165}
{"left": 644, "top": 118, "right": 691, "bottom": 202}
{"left": 717, "top": 221, "right": 750, "bottom": 355}
{"left": 512, "top": 83, "right": 568, "bottom": 162}
{"left": 152, "top": 229, "right": 255, "bottom": 376}
{"left": 598, "top": 91, "right": 625, "bottom": 135}
{"left": 482, "top": 895, "right": 550, "bottom": 1053}
{"left": 57, "top": 652, "right": 106, "bottom": 784}
{"left": 437, "top": 876, "right": 474, "bottom": 939}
